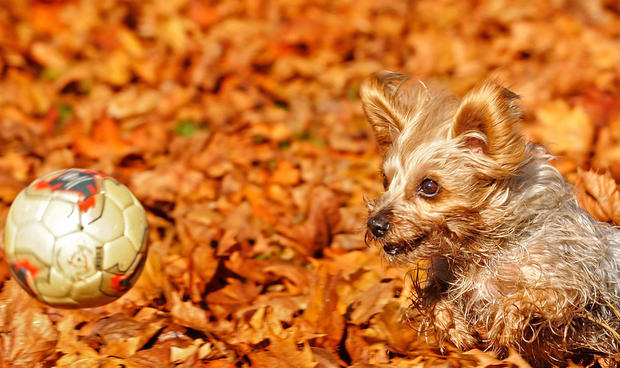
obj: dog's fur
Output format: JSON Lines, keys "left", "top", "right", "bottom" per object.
{"left": 361, "top": 71, "right": 620, "bottom": 366}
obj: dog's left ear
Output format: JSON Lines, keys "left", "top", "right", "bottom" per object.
{"left": 452, "top": 81, "right": 527, "bottom": 174}
{"left": 360, "top": 71, "right": 411, "bottom": 156}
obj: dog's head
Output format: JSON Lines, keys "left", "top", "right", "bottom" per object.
{"left": 361, "top": 71, "right": 527, "bottom": 263}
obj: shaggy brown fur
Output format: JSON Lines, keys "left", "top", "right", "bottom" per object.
{"left": 361, "top": 70, "right": 620, "bottom": 367}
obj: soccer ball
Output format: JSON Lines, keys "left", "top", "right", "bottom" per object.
{"left": 3, "top": 168, "right": 148, "bottom": 308}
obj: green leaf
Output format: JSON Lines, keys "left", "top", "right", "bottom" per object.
{"left": 346, "top": 83, "right": 359, "bottom": 100}
{"left": 175, "top": 119, "right": 199, "bottom": 137}
{"left": 57, "top": 104, "right": 73, "bottom": 126}
{"left": 41, "top": 68, "right": 62, "bottom": 81}
{"left": 278, "top": 140, "right": 291, "bottom": 149}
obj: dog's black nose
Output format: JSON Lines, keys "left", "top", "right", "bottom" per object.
{"left": 368, "top": 213, "right": 390, "bottom": 238}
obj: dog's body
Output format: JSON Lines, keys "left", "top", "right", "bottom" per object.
{"left": 361, "top": 71, "right": 620, "bottom": 365}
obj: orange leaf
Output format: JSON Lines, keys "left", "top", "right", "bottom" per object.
{"left": 278, "top": 186, "right": 342, "bottom": 256}
{"left": 302, "top": 266, "right": 345, "bottom": 350}
{"left": 85, "top": 312, "right": 165, "bottom": 358}
{"left": 348, "top": 280, "right": 399, "bottom": 325}
{"left": 575, "top": 169, "right": 620, "bottom": 224}
{"left": 532, "top": 100, "right": 594, "bottom": 167}
{"left": 73, "top": 117, "right": 129, "bottom": 158}
{"left": 0, "top": 279, "right": 58, "bottom": 365}
{"left": 249, "top": 335, "right": 317, "bottom": 368}
{"left": 345, "top": 325, "right": 371, "bottom": 363}
{"left": 271, "top": 160, "right": 301, "bottom": 185}
{"left": 168, "top": 290, "right": 211, "bottom": 331}
{"left": 187, "top": 0, "right": 220, "bottom": 28}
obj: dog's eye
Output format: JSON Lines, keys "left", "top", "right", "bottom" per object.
{"left": 382, "top": 173, "right": 389, "bottom": 190}
{"left": 419, "top": 178, "right": 440, "bottom": 197}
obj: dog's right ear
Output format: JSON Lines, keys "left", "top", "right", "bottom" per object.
{"left": 360, "top": 71, "right": 410, "bottom": 155}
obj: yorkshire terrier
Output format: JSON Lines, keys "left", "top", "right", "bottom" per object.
{"left": 361, "top": 71, "right": 620, "bottom": 366}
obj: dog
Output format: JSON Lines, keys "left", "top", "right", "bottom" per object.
{"left": 360, "top": 71, "right": 620, "bottom": 366}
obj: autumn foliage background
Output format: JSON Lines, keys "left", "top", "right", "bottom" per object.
{"left": 0, "top": 0, "right": 620, "bottom": 367}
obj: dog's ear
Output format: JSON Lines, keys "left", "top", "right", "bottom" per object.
{"left": 360, "top": 71, "right": 410, "bottom": 155}
{"left": 452, "top": 81, "right": 527, "bottom": 173}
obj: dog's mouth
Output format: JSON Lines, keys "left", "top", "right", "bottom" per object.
{"left": 382, "top": 234, "right": 427, "bottom": 256}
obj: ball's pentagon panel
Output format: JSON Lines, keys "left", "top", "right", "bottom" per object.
{"left": 10, "top": 189, "right": 49, "bottom": 225}
{"left": 3, "top": 168, "right": 149, "bottom": 308}
{"left": 54, "top": 232, "right": 99, "bottom": 281}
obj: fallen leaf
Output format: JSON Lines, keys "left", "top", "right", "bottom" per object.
{"left": 302, "top": 266, "right": 345, "bottom": 351}
{"left": 531, "top": 100, "right": 594, "bottom": 167}
{"left": 278, "top": 186, "right": 342, "bottom": 256}
{"left": 168, "top": 290, "right": 211, "bottom": 331}
{"left": 85, "top": 312, "right": 165, "bottom": 358}
{"left": 271, "top": 160, "right": 301, "bottom": 185}
{"left": 0, "top": 279, "right": 58, "bottom": 366}
{"left": 348, "top": 280, "right": 399, "bottom": 325}
{"left": 364, "top": 300, "right": 421, "bottom": 355}
{"left": 249, "top": 335, "right": 317, "bottom": 368}
{"left": 575, "top": 169, "right": 620, "bottom": 224}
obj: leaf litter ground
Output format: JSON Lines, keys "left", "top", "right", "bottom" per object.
{"left": 0, "top": 0, "right": 620, "bottom": 367}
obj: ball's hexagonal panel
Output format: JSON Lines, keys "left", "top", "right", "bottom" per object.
{"left": 40, "top": 295, "right": 80, "bottom": 308}
{"left": 4, "top": 214, "right": 17, "bottom": 257}
{"left": 103, "top": 179, "right": 134, "bottom": 210}
{"left": 14, "top": 222, "right": 55, "bottom": 266}
{"left": 34, "top": 266, "right": 72, "bottom": 298}
{"left": 54, "top": 232, "right": 99, "bottom": 281}
{"left": 123, "top": 205, "right": 147, "bottom": 251}
{"left": 83, "top": 197, "right": 123, "bottom": 243}
{"left": 70, "top": 272, "right": 115, "bottom": 307}
{"left": 42, "top": 199, "right": 81, "bottom": 238}
{"left": 10, "top": 190, "right": 49, "bottom": 225}
{"left": 102, "top": 237, "right": 138, "bottom": 271}
{"left": 79, "top": 193, "right": 105, "bottom": 229}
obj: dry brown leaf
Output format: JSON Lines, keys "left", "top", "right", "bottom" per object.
{"left": 54, "top": 314, "right": 102, "bottom": 365}
{"left": 594, "top": 117, "right": 620, "bottom": 181}
{"left": 271, "top": 160, "right": 301, "bottom": 186}
{"left": 205, "top": 278, "right": 262, "bottom": 318}
{"left": 363, "top": 300, "right": 420, "bottom": 355}
{"left": 236, "top": 294, "right": 309, "bottom": 325}
{"left": 345, "top": 325, "right": 371, "bottom": 364}
{"left": 348, "top": 280, "right": 398, "bottom": 325}
{"left": 0, "top": 172, "right": 24, "bottom": 203}
{"left": 168, "top": 290, "right": 211, "bottom": 331}
{"left": 249, "top": 335, "right": 317, "bottom": 368}
{"left": 85, "top": 312, "right": 165, "bottom": 358}
{"left": 302, "top": 266, "right": 345, "bottom": 351}
{"left": 531, "top": 100, "right": 594, "bottom": 167}
{"left": 575, "top": 169, "right": 620, "bottom": 224}
{"left": 464, "top": 348, "right": 532, "bottom": 368}
{"left": 0, "top": 279, "right": 58, "bottom": 366}
{"left": 279, "top": 186, "right": 342, "bottom": 256}
{"left": 311, "top": 347, "right": 343, "bottom": 368}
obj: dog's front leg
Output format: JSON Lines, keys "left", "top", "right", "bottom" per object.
{"left": 431, "top": 299, "right": 478, "bottom": 351}
{"left": 486, "top": 288, "right": 573, "bottom": 354}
